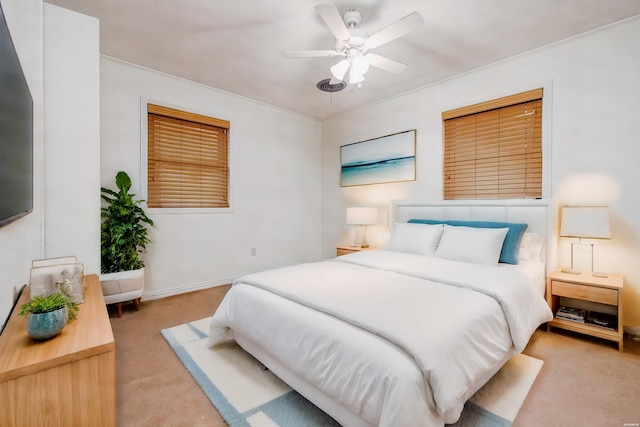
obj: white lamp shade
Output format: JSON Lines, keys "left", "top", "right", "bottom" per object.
{"left": 349, "top": 56, "right": 370, "bottom": 84}
{"left": 346, "top": 207, "right": 378, "bottom": 225}
{"left": 560, "top": 206, "right": 611, "bottom": 239}
{"left": 331, "top": 59, "right": 350, "bottom": 81}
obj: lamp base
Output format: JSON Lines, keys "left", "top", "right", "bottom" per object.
{"left": 561, "top": 267, "right": 581, "bottom": 274}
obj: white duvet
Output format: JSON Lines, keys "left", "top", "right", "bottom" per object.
{"left": 208, "top": 250, "right": 552, "bottom": 426}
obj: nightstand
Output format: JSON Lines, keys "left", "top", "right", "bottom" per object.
{"left": 546, "top": 270, "right": 624, "bottom": 351}
{"left": 336, "top": 246, "right": 375, "bottom": 256}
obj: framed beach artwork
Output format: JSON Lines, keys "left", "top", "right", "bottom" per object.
{"left": 340, "top": 129, "right": 416, "bottom": 187}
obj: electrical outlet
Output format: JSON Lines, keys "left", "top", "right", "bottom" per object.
{"left": 250, "top": 247, "right": 257, "bottom": 256}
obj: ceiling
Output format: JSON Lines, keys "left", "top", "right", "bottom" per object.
{"left": 48, "top": 0, "right": 640, "bottom": 120}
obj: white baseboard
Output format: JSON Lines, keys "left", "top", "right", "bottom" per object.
{"left": 141, "top": 276, "right": 235, "bottom": 301}
{"left": 624, "top": 325, "right": 640, "bottom": 341}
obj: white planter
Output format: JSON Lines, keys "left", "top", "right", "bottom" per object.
{"left": 99, "top": 267, "right": 144, "bottom": 305}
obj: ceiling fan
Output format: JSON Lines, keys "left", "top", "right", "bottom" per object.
{"left": 285, "top": 4, "right": 424, "bottom": 87}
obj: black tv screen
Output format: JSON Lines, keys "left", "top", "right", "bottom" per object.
{"left": 0, "top": 4, "right": 33, "bottom": 228}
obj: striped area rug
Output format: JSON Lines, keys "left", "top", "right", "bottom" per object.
{"left": 162, "top": 318, "right": 543, "bottom": 427}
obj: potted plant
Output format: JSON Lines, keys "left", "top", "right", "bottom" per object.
{"left": 19, "top": 292, "right": 79, "bottom": 340}
{"left": 100, "top": 171, "right": 154, "bottom": 314}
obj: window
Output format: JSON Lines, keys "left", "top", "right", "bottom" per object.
{"left": 147, "top": 104, "right": 229, "bottom": 208}
{"left": 442, "top": 88, "right": 542, "bottom": 200}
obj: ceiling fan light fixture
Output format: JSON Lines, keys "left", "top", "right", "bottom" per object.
{"left": 331, "top": 59, "right": 350, "bottom": 81}
{"left": 349, "top": 69, "right": 364, "bottom": 85}
{"left": 349, "top": 55, "right": 370, "bottom": 84}
{"left": 284, "top": 5, "right": 424, "bottom": 89}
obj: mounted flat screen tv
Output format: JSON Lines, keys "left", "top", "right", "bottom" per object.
{"left": 0, "top": 4, "right": 33, "bottom": 228}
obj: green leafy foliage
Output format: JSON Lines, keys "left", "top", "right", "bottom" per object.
{"left": 19, "top": 292, "right": 79, "bottom": 320}
{"left": 101, "top": 171, "right": 154, "bottom": 274}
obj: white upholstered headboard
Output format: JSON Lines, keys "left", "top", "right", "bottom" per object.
{"left": 389, "top": 199, "right": 556, "bottom": 271}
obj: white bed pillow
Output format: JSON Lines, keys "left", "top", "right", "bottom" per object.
{"left": 518, "top": 232, "right": 545, "bottom": 261}
{"left": 386, "top": 222, "right": 444, "bottom": 256}
{"left": 435, "top": 225, "right": 508, "bottom": 266}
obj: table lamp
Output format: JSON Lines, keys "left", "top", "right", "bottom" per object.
{"left": 560, "top": 206, "right": 610, "bottom": 277}
{"left": 346, "top": 207, "right": 378, "bottom": 248}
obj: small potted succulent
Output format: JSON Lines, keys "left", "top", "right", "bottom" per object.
{"left": 19, "top": 292, "right": 79, "bottom": 340}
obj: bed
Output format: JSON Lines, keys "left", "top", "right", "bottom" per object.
{"left": 208, "top": 200, "right": 555, "bottom": 426}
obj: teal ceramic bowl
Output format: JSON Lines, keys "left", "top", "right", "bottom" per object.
{"left": 26, "top": 307, "right": 68, "bottom": 340}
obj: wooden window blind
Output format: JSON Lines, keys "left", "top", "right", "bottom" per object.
{"left": 147, "top": 104, "right": 229, "bottom": 208}
{"left": 442, "top": 88, "right": 542, "bottom": 200}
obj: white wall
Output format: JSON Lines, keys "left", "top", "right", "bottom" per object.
{"left": 43, "top": 4, "right": 100, "bottom": 274}
{"left": 100, "top": 58, "right": 322, "bottom": 298}
{"left": 0, "top": 3, "right": 101, "bottom": 326}
{"left": 0, "top": 0, "right": 44, "bottom": 326}
{"left": 321, "top": 18, "right": 640, "bottom": 328}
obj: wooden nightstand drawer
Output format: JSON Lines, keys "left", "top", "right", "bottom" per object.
{"left": 337, "top": 247, "right": 356, "bottom": 256}
{"left": 552, "top": 280, "right": 618, "bottom": 305}
{"left": 336, "top": 246, "right": 375, "bottom": 256}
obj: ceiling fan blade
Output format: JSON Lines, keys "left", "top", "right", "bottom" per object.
{"left": 368, "top": 11, "right": 424, "bottom": 48}
{"left": 315, "top": 4, "right": 350, "bottom": 41}
{"left": 284, "top": 50, "right": 338, "bottom": 58}
{"left": 365, "top": 53, "right": 407, "bottom": 74}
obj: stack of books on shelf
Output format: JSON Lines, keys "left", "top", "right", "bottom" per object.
{"left": 555, "top": 306, "right": 617, "bottom": 330}
{"left": 556, "top": 306, "right": 586, "bottom": 323}
{"left": 586, "top": 311, "right": 617, "bottom": 330}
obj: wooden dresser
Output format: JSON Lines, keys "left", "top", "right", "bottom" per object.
{"left": 0, "top": 274, "right": 116, "bottom": 426}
